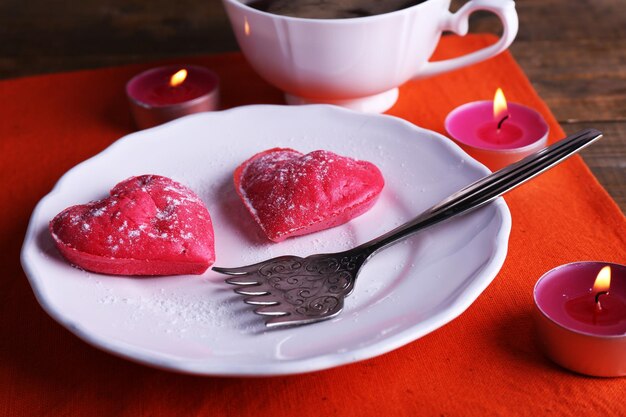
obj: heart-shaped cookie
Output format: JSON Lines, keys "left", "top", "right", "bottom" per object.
{"left": 234, "top": 148, "right": 384, "bottom": 242}
{"left": 50, "top": 175, "right": 215, "bottom": 276}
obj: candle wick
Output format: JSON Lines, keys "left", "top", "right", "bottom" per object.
{"left": 497, "top": 114, "right": 509, "bottom": 130}
{"left": 595, "top": 290, "right": 609, "bottom": 310}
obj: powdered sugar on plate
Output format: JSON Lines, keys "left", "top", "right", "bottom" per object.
{"left": 95, "top": 283, "right": 253, "bottom": 338}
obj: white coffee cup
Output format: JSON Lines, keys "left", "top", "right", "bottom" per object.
{"left": 222, "top": 0, "right": 518, "bottom": 113}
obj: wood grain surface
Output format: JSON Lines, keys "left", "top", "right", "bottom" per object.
{"left": 1, "top": 0, "right": 623, "bottom": 211}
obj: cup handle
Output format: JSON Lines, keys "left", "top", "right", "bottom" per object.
{"left": 415, "top": 0, "right": 518, "bottom": 79}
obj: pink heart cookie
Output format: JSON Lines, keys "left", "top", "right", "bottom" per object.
{"left": 234, "top": 148, "right": 384, "bottom": 242}
{"left": 50, "top": 175, "right": 215, "bottom": 275}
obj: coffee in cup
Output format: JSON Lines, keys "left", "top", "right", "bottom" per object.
{"left": 246, "top": 0, "right": 428, "bottom": 19}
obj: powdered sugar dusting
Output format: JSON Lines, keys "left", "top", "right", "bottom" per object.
{"left": 50, "top": 174, "right": 215, "bottom": 275}
{"left": 237, "top": 148, "right": 384, "bottom": 241}
{"left": 90, "top": 207, "right": 106, "bottom": 217}
{"left": 95, "top": 284, "right": 252, "bottom": 336}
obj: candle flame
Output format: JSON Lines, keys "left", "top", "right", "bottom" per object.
{"left": 493, "top": 88, "right": 508, "bottom": 120}
{"left": 593, "top": 266, "right": 611, "bottom": 294}
{"left": 244, "top": 17, "right": 251, "bottom": 36}
{"left": 169, "top": 69, "right": 187, "bottom": 87}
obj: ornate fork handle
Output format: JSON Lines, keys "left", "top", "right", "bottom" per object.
{"left": 358, "top": 128, "right": 603, "bottom": 257}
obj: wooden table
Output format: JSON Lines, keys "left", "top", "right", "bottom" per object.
{"left": 1, "top": 0, "right": 623, "bottom": 210}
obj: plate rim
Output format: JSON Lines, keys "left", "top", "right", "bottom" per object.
{"left": 21, "top": 104, "right": 511, "bottom": 376}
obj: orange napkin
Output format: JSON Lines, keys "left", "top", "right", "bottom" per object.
{"left": 0, "top": 34, "right": 624, "bottom": 416}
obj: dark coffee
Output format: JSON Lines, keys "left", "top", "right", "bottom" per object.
{"left": 245, "top": 0, "right": 427, "bottom": 19}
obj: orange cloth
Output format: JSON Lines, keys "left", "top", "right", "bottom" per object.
{"left": 1, "top": 35, "right": 624, "bottom": 416}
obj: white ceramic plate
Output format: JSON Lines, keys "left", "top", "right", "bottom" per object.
{"left": 21, "top": 105, "right": 511, "bottom": 376}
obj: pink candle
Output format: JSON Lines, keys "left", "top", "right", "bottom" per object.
{"left": 534, "top": 262, "right": 626, "bottom": 377}
{"left": 126, "top": 65, "right": 220, "bottom": 129}
{"left": 445, "top": 89, "right": 549, "bottom": 171}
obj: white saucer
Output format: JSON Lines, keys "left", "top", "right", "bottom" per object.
{"left": 21, "top": 105, "right": 510, "bottom": 376}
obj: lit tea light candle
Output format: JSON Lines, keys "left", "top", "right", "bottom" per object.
{"left": 126, "top": 65, "right": 220, "bottom": 130}
{"left": 534, "top": 262, "right": 626, "bottom": 377}
{"left": 445, "top": 89, "right": 549, "bottom": 170}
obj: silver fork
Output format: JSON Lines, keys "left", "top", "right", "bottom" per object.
{"left": 214, "top": 128, "right": 602, "bottom": 327}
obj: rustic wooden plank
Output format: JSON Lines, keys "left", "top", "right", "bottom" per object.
{"left": 0, "top": 0, "right": 238, "bottom": 78}
{"left": 452, "top": 0, "right": 626, "bottom": 41}
{"left": 512, "top": 40, "right": 626, "bottom": 80}
{"left": 509, "top": 39, "right": 626, "bottom": 123}
{"left": 512, "top": 0, "right": 626, "bottom": 42}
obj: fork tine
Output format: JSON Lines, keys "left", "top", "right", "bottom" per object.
{"left": 254, "top": 305, "right": 289, "bottom": 316}
{"left": 212, "top": 265, "right": 257, "bottom": 275}
{"left": 244, "top": 295, "right": 280, "bottom": 305}
{"left": 234, "top": 287, "right": 270, "bottom": 296}
{"left": 266, "top": 308, "right": 345, "bottom": 327}
{"left": 224, "top": 276, "right": 260, "bottom": 286}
